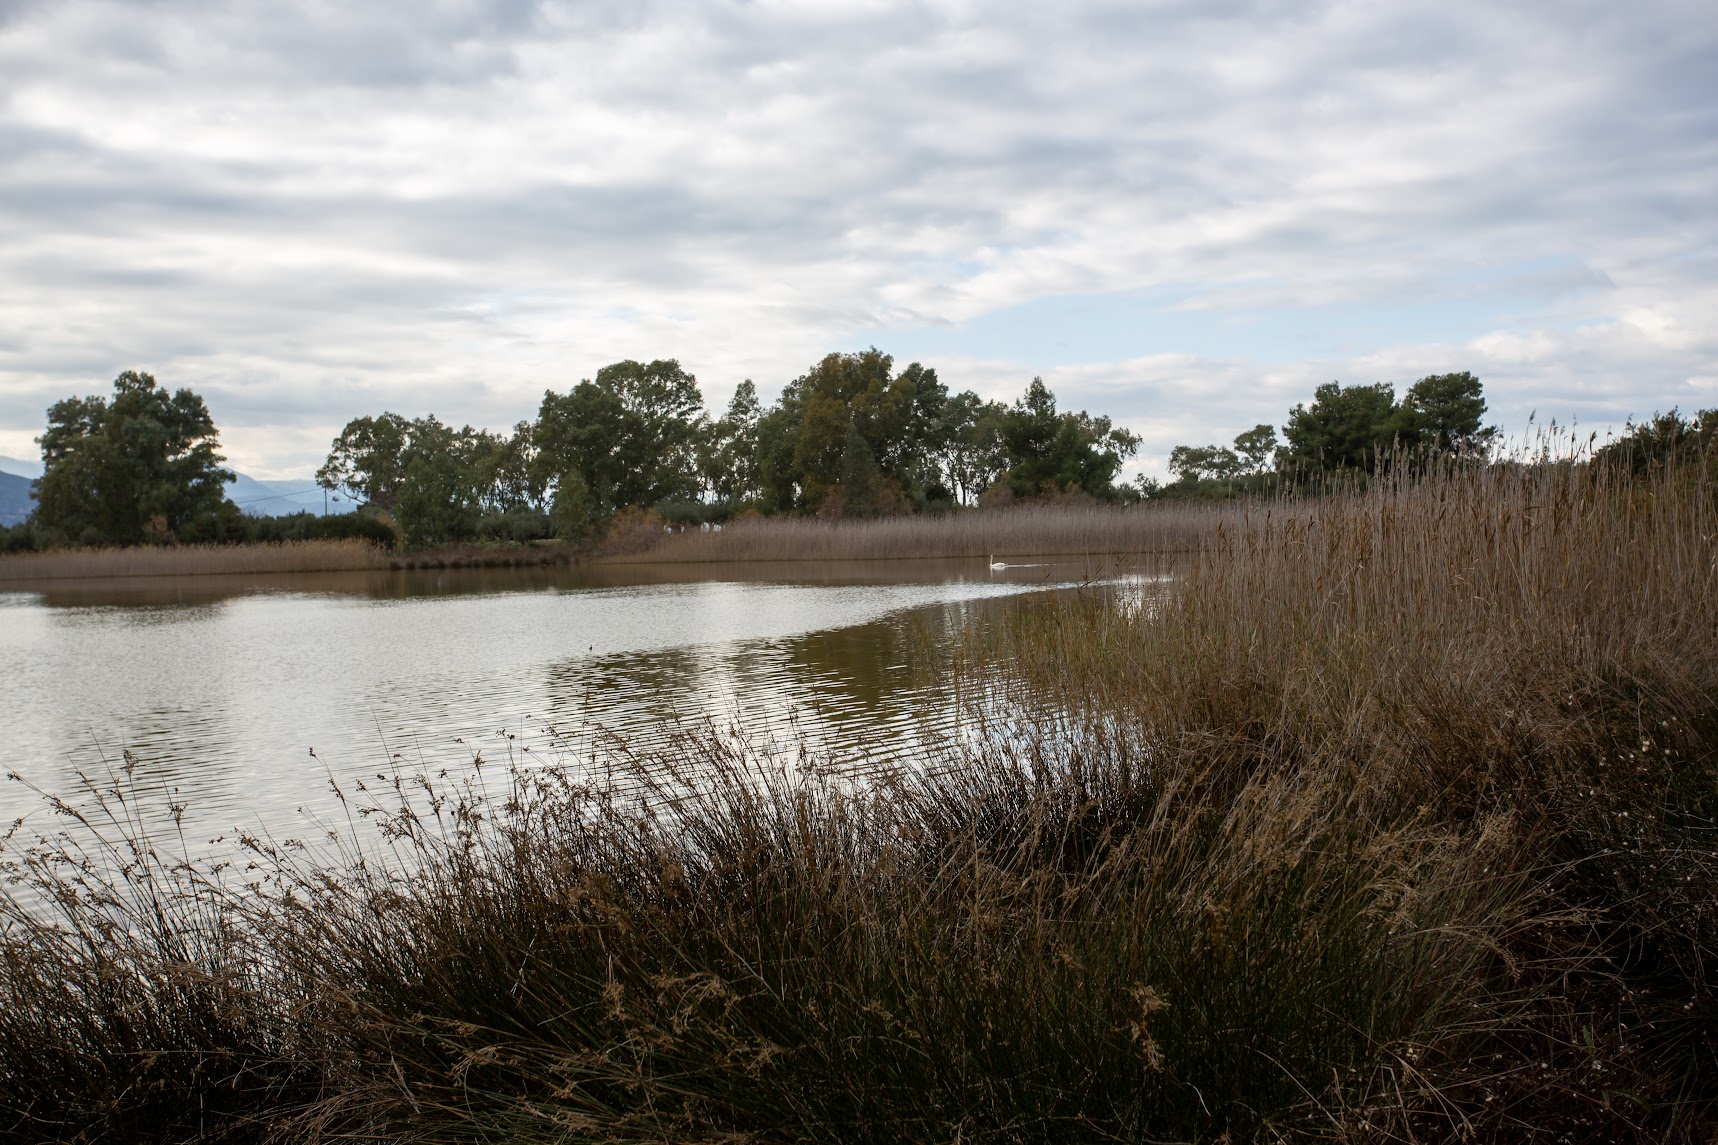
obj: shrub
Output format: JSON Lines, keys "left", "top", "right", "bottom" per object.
{"left": 597, "top": 504, "right": 668, "bottom": 555}
{"left": 475, "top": 511, "right": 553, "bottom": 543}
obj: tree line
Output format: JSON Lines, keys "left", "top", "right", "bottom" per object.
{"left": 1, "top": 353, "right": 1143, "bottom": 550}
{"left": 7, "top": 361, "right": 1711, "bottom": 553}
{"left": 1149, "top": 371, "right": 1502, "bottom": 499}
{"left": 312, "top": 350, "right": 1142, "bottom": 547}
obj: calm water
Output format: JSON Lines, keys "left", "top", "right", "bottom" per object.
{"left": 1, "top": 559, "right": 1116, "bottom": 852}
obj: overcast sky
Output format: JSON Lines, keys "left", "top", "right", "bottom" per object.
{"left": 1, "top": 0, "right": 1713, "bottom": 479}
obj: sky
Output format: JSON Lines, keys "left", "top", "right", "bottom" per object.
{"left": 0, "top": 0, "right": 1713, "bottom": 480}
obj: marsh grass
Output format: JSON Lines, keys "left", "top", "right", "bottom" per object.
{"left": 2, "top": 449, "right": 1715, "bottom": 1143}
{"left": 600, "top": 501, "right": 1223, "bottom": 564}
{"left": 0, "top": 538, "right": 391, "bottom": 581}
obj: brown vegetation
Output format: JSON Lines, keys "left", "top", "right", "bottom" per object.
{"left": 601, "top": 500, "right": 1222, "bottom": 564}
{"left": 968, "top": 452, "right": 1718, "bottom": 1139}
{"left": 0, "top": 538, "right": 391, "bottom": 581}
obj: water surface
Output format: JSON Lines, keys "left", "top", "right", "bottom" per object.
{"left": 1, "top": 558, "right": 1121, "bottom": 851}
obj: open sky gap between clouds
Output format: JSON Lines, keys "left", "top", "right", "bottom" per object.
{"left": 0, "top": 0, "right": 1712, "bottom": 478}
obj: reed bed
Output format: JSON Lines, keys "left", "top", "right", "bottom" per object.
{"left": 602, "top": 501, "right": 1225, "bottom": 564}
{"left": 2, "top": 453, "right": 1714, "bottom": 1143}
{"left": 973, "top": 453, "right": 1718, "bottom": 1139}
{"left": 0, "top": 538, "right": 390, "bottom": 581}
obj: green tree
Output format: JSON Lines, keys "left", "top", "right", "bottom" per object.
{"left": 1397, "top": 372, "right": 1496, "bottom": 457}
{"left": 1594, "top": 408, "right": 1718, "bottom": 476}
{"left": 898, "top": 361, "right": 951, "bottom": 496}
{"left": 789, "top": 350, "right": 919, "bottom": 513}
{"left": 470, "top": 421, "right": 542, "bottom": 513}
{"left": 535, "top": 359, "right": 706, "bottom": 520}
{"left": 393, "top": 416, "right": 490, "bottom": 546}
{"left": 316, "top": 412, "right": 410, "bottom": 511}
{"left": 33, "top": 370, "right": 235, "bottom": 545}
{"left": 835, "top": 420, "right": 886, "bottom": 516}
{"left": 939, "top": 391, "right": 1009, "bottom": 505}
{"left": 1280, "top": 382, "right": 1400, "bottom": 472}
{"left": 753, "top": 397, "right": 805, "bottom": 515}
{"left": 1168, "top": 444, "right": 1242, "bottom": 483}
{"left": 1000, "top": 378, "right": 1140, "bottom": 499}
{"left": 550, "top": 468, "right": 598, "bottom": 541}
{"left": 701, "top": 380, "right": 763, "bottom": 505}
{"left": 1232, "top": 424, "right": 1278, "bottom": 473}
{"left": 746, "top": 350, "right": 940, "bottom": 516}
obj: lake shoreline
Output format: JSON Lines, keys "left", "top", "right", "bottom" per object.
{"left": 0, "top": 504, "right": 1214, "bottom": 583}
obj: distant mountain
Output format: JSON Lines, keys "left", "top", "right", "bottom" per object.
{"left": 0, "top": 471, "right": 33, "bottom": 526}
{"left": 0, "top": 454, "right": 43, "bottom": 480}
{"left": 226, "top": 473, "right": 332, "bottom": 517}
{"left": 0, "top": 457, "right": 332, "bottom": 523}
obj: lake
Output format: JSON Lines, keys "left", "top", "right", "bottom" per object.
{"left": 1, "top": 558, "right": 1127, "bottom": 855}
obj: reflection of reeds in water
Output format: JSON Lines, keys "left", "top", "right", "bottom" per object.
{"left": 2, "top": 451, "right": 1716, "bottom": 1142}
{"left": 602, "top": 501, "right": 1224, "bottom": 564}
{"left": 0, "top": 538, "right": 389, "bottom": 581}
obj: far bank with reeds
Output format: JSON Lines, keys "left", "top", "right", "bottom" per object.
{"left": 0, "top": 537, "right": 391, "bottom": 581}
{"left": 0, "top": 538, "right": 584, "bottom": 582}
{"left": 2, "top": 451, "right": 1715, "bottom": 1143}
{"left": 599, "top": 500, "right": 1225, "bottom": 564}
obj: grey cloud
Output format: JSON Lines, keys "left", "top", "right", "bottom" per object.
{"left": 0, "top": 0, "right": 1712, "bottom": 473}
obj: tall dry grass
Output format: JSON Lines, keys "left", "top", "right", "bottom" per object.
{"left": 978, "top": 451, "right": 1718, "bottom": 1139}
{"left": 1, "top": 450, "right": 1714, "bottom": 1143}
{"left": 602, "top": 501, "right": 1224, "bottom": 564}
{"left": 0, "top": 539, "right": 391, "bottom": 582}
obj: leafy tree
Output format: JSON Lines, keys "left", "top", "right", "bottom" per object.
{"left": 788, "top": 350, "right": 920, "bottom": 513}
{"left": 535, "top": 359, "right": 706, "bottom": 521}
{"left": 394, "top": 416, "right": 488, "bottom": 546}
{"left": 470, "top": 421, "right": 542, "bottom": 513}
{"left": 792, "top": 382, "right": 857, "bottom": 510}
{"left": 550, "top": 468, "right": 598, "bottom": 541}
{"left": 1397, "top": 372, "right": 1496, "bottom": 457}
{"left": 33, "top": 370, "right": 235, "bottom": 545}
{"left": 317, "top": 413, "right": 410, "bottom": 511}
{"left": 1594, "top": 408, "right": 1718, "bottom": 476}
{"left": 939, "top": 391, "right": 1009, "bottom": 506}
{"left": 835, "top": 420, "right": 886, "bottom": 516}
{"left": 1232, "top": 424, "right": 1278, "bottom": 473}
{"left": 1280, "top": 382, "right": 1401, "bottom": 472}
{"left": 745, "top": 350, "right": 941, "bottom": 516}
{"left": 1168, "top": 444, "right": 1242, "bottom": 483}
{"left": 1000, "top": 378, "right": 1140, "bottom": 499}
{"left": 898, "top": 361, "right": 951, "bottom": 494}
{"left": 701, "top": 380, "right": 763, "bottom": 505}
{"left": 753, "top": 398, "right": 805, "bottom": 514}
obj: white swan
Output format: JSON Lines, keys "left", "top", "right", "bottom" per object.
{"left": 989, "top": 554, "right": 1007, "bottom": 570}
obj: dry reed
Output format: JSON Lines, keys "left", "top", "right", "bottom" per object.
{"left": 978, "top": 450, "right": 1718, "bottom": 1139}
{"left": 0, "top": 539, "right": 391, "bottom": 581}
{"left": 600, "top": 501, "right": 1223, "bottom": 564}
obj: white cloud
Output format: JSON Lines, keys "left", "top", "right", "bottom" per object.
{"left": 0, "top": 0, "right": 1712, "bottom": 475}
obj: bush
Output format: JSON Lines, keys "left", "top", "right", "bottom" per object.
{"left": 475, "top": 511, "right": 553, "bottom": 543}
{"left": 0, "top": 521, "right": 41, "bottom": 553}
{"left": 655, "top": 498, "right": 728, "bottom": 528}
{"left": 238, "top": 510, "right": 398, "bottom": 547}
{"left": 597, "top": 504, "right": 667, "bottom": 556}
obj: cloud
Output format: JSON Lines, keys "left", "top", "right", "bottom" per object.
{"left": 0, "top": 0, "right": 1713, "bottom": 475}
